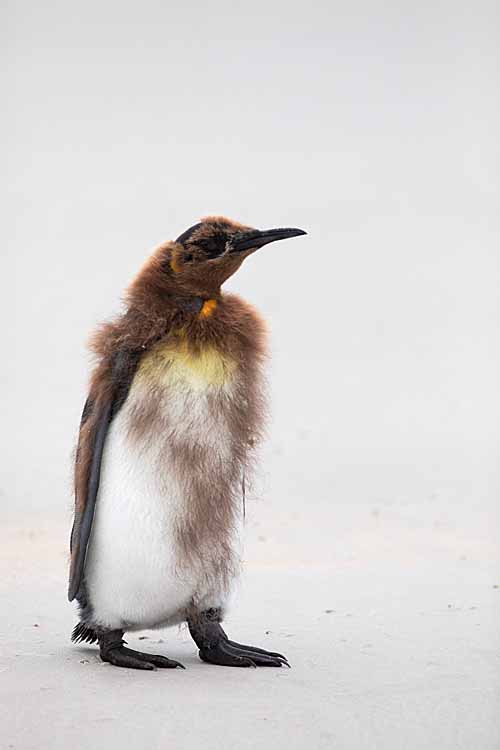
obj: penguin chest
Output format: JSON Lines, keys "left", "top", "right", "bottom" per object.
{"left": 85, "top": 341, "right": 244, "bottom": 630}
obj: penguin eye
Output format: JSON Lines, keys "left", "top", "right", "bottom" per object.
{"left": 197, "top": 234, "right": 227, "bottom": 260}
{"left": 183, "top": 252, "right": 194, "bottom": 263}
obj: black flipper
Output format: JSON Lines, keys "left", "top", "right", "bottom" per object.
{"left": 68, "top": 349, "right": 141, "bottom": 602}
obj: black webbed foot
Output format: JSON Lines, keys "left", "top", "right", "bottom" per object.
{"left": 188, "top": 609, "right": 290, "bottom": 668}
{"left": 225, "top": 639, "right": 290, "bottom": 666}
{"left": 102, "top": 646, "right": 185, "bottom": 670}
{"left": 199, "top": 639, "right": 289, "bottom": 668}
{"left": 98, "top": 630, "right": 185, "bottom": 671}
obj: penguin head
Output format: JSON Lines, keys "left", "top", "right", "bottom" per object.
{"left": 166, "top": 216, "right": 306, "bottom": 296}
{"left": 127, "top": 216, "right": 306, "bottom": 312}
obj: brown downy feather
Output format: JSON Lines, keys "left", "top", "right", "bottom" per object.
{"left": 72, "top": 216, "right": 268, "bottom": 599}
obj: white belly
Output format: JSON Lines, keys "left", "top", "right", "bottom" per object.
{"left": 84, "top": 363, "right": 244, "bottom": 631}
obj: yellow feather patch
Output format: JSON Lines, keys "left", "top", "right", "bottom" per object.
{"left": 199, "top": 299, "right": 218, "bottom": 318}
{"left": 137, "top": 339, "right": 235, "bottom": 390}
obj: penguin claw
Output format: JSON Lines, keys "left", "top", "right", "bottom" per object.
{"left": 101, "top": 646, "right": 185, "bottom": 671}
{"left": 140, "top": 653, "right": 186, "bottom": 670}
{"left": 199, "top": 641, "right": 256, "bottom": 668}
{"left": 199, "top": 639, "right": 287, "bottom": 668}
{"left": 226, "top": 640, "right": 290, "bottom": 667}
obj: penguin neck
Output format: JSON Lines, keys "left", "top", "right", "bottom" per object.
{"left": 167, "top": 276, "right": 223, "bottom": 312}
{"left": 172, "top": 294, "right": 205, "bottom": 315}
{"left": 166, "top": 292, "right": 220, "bottom": 318}
{"left": 120, "top": 284, "right": 226, "bottom": 353}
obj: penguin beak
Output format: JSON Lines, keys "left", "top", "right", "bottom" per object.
{"left": 231, "top": 227, "right": 307, "bottom": 254}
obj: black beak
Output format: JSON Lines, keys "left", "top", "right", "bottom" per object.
{"left": 231, "top": 227, "right": 307, "bottom": 254}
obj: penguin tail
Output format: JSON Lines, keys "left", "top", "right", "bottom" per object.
{"left": 71, "top": 621, "right": 98, "bottom": 645}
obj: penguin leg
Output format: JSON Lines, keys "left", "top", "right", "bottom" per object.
{"left": 187, "top": 608, "right": 290, "bottom": 668}
{"left": 98, "top": 629, "right": 185, "bottom": 671}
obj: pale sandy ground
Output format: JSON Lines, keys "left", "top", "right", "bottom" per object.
{"left": 2, "top": 488, "right": 499, "bottom": 750}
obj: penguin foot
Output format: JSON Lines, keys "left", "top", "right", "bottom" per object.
{"left": 199, "top": 640, "right": 289, "bottom": 668}
{"left": 98, "top": 630, "right": 185, "bottom": 671}
{"left": 102, "top": 646, "right": 185, "bottom": 670}
{"left": 226, "top": 639, "right": 290, "bottom": 666}
{"left": 188, "top": 609, "right": 290, "bottom": 668}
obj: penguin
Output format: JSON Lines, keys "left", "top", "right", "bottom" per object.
{"left": 69, "top": 215, "right": 306, "bottom": 670}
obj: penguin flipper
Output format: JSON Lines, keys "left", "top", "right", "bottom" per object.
{"left": 68, "top": 348, "right": 141, "bottom": 602}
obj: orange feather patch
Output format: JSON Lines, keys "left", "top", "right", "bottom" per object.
{"left": 199, "top": 299, "right": 218, "bottom": 318}
{"left": 170, "top": 254, "right": 182, "bottom": 273}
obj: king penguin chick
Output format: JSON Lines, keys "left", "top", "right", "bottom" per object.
{"left": 68, "top": 215, "right": 306, "bottom": 670}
